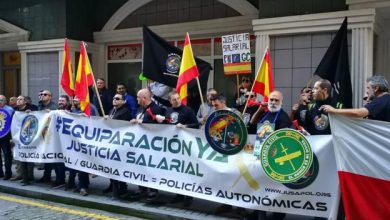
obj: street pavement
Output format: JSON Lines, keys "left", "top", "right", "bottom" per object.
{"left": 0, "top": 166, "right": 314, "bottom": 220}
{"left": 0, "top": 192, "right": 141, "bottom": 220}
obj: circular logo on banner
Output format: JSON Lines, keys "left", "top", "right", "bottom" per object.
{"left": 20, "top": 115, "right": 39, "bottom": 145}
{"left": 260, "top": 129, "right": 313, "bottom": 183}
{"left": 204, "top": 110, "right": 247, "bottom": 155}
{"left": 0, "top": 109, "right": 12, "bottom": 138}
{"left": 283, "top": 153, "right": 319, "bottom": 189}
{"left": 165, "top": 53, "right": 181, "bottom": 74}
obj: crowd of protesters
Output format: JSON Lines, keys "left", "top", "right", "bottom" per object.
{"left": 0, "top": 74, "right": 389, "bottom": 219}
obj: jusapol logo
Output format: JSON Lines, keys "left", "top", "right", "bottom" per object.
{"left": 165, "top": 53, "right": 181, "bottom": 74}
{"left": 204, "top": 110, "right": 247, "bottom": 155}
{"left": 260, "top": 129, "right": 313, "bottom": 183}
{"left": 20, "top": 115, "right": 39, "bottom": 145}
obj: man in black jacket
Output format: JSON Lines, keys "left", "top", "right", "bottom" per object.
{"left": 159, "top": 91, "right": 199, "bottom": 129}
{"left": 158, "top": 91, "right": 198, "bottom": 207}
{"left": 107, "top": 93, "right": 132, "bottom": 200}
{"left": 93, "top": 78, "right": 113, "bottom": 116}
{"left": 130, "top": 88, "right": 164, "bottom": 201}
{"left": 303, "top": 79, "right": 334, "bottom": 135}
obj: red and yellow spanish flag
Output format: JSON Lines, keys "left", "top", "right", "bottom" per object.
{"left": 60, "top": 39, "right": 74, "bottom": 96}
{"left": 252, "top": 48, "right": 274, "bottom": 101}
{"left": 75, "top": 42, "right": 94, "bottom": 116}
{"left": 176, "top": 33, "right": 200, "bottom": 105}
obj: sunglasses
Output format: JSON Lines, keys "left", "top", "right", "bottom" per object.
{"left": 245, "top": 95, "right": 255, "bottom": 98}
{"left": 303, "top": 90, "right": 312, "bottom": 93}
{"left": 113, "top": 97, "right": 122, "bottom": 101}
{"left": 269, "top": 98, "right": 280, "bottom": 102}
{"left": 242, "top": 79, "right": 250, "bottom": 83}
{"left": 39, "top": 93, "right": 50, "bottom": 96}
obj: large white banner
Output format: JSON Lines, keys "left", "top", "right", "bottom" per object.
{"left": 12, "top": 111, "right": 339, "bottom": 218}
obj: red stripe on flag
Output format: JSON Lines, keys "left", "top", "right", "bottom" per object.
{"left": 61, "top": 39, "right": 74, "bottom": 96}
{"left": 75, "top": 42, "right": 93, "bottom": 116}
{"left": 252, "top": 81, "right": 266, "bottom": 94}
{"left": 176, "top": 33, "right": 200, "bottom": 106}
{"left": 338, "top": 171, "right": 390, "bottom": 220}
{"left": 176, "top": 66, "right": 199, "bottom": 89}
{"left": 252, "top": 48, "right": 274, "bottom": 101}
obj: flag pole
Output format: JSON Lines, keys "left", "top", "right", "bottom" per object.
{"left": 236, "top": 74, "right": 240, "bottom": 104}
{"left": 242, "top": 47, "right": 268, "bottom": 115}
{"left": 196, "top": 77, "right": 205, "bottom": 111}
{"left": 83, "top": 42, "right": 106, "bottom": 117}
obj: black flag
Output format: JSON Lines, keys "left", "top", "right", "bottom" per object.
{"left": 314, "top": 17, "right": 352, "bottom": 108}
{"left": 142, "top": 26, "right": 212, "bottom": 94}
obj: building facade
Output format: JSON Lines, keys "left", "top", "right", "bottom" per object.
{"left": 1, "top": 0, "right": 389, "bottom": 109}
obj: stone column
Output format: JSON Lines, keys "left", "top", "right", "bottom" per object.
{"left": 351, "top": 27, "right": 374, "bottom": 108}
{"left": 255, "top": 34, "right": 270, "bottom": 71}
{"left": 20, "top": 52, "right": 28, "bottom": 95}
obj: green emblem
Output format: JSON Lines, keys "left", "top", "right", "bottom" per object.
{"left": 260, "top": 129, "right": 313, "bottom": 183}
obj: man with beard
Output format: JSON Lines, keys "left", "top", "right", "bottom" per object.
{"left": 302, "top": 79, "right": 334, "bottom": 135}
{"left": 14, "top": 95, "right": 35, "bottom": 185}
{"left": 51, "top": 95, "right": 71, "bottom": 189}
{"left": 246, "top": 90, "right": 291, "bottom": 220}
{"left": 249, "top": 90, "right": 292, "bottom": 133}
{"left": 130, "top": 88, "right": 164, "bottom": 201}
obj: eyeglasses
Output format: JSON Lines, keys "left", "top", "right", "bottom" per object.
{"left": 242, "top": 79, "right": 250, "bottom": 83}
{"left": 0, "top": 99, "right": 5, "bottom": 102}
{"left": 39, "top": 93, "right": 50, "bottom": 97}
{"left": 113, "top": 97, "right": 122, "bottom": 101}
{"left": 269, "top": 98, "right": 280, "bottom": 102}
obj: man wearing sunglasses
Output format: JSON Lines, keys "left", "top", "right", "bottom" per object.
{"left": 103, "top": 94, "right": 133, "bottom": 200}
{"left": 37, "top": 90, "right": 58, "bottom": 184}
{"left": 38, "top": 90, "right": 57, "bottom": 111}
